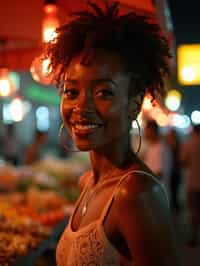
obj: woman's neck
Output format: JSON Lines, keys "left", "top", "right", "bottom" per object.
{"left": 89, "top": 133, "right": 137, "bottom": 184}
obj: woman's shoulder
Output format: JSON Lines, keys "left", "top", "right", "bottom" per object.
{"left": 113, "top": 169, "right": 169, "bottom": 231}
{"left": 117, "top": 168, "right": 166, "bottom": 204}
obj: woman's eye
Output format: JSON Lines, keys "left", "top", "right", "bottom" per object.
{"left": 61, "top": 88, "right": 79, "bottom": 99}
{"left": 95, "top": 89, "right": 114, "bottom": 98}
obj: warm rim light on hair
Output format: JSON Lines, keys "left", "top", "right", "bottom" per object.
{"left": 45, "top": 1, "right": 171, "bottom": 100}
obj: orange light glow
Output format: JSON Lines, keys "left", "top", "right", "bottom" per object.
{"left": 0, "top": 69, "right": 17, "bottom": 97}
{"left": 156, "top": 113, "right": 169, "bottom": 127}
{"left": 142, "top": 94, "right": 153, "bottom": 111}
{"left": 30, "top": 55, "right": 54, "bottom": 85}
{"left": 178, "top": 44, "right": 200, "bottom": 85}
{"left": 42, "top": 4, "right": 59, "bottom": 43}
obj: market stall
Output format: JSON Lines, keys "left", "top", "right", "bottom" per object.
{"left": 0, "top": 153, "right": 90, "bottom": 265}
{"left": 0, "top": 189, "right": 70, "bottom": 266}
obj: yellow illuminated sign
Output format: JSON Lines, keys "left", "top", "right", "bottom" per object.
{"left": 178, "top": 44, "right": 200, "bottom": 85}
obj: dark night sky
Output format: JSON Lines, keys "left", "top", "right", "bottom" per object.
{"left": 167, "top": 0, "right": 200, "bottom": 115}
{"left": 168, "top": 0, "right": 200, "bottom": 43}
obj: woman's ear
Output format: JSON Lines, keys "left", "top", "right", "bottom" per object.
{"left": 128, "top": 93, "right": 144, "bottom": 121}
{"left": 127, "top": 77, "right": 145, "bottom": 121}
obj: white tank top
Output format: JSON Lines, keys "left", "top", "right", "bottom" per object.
{"left": 56, "top": 170, "right": 168, "bottom": 266}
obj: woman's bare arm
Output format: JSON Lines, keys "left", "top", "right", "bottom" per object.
{"left": 116, "top": 173, "right": 181, "bottom": 266}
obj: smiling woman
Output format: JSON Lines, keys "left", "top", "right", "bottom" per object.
{"left": 60, "top": 51, "right": 133, "bottom": 152}
{"left": 45, "top": 1, "right": 180, "bottom": 266}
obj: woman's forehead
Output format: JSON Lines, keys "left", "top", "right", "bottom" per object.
{"left": 70, "top": 49, "right": 125, "bottom": 70}
{"left": 66, "top": 50, "right": 130, "bottom": 82}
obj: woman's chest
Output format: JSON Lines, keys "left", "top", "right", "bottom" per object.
{"left": 72, "top": 184, "right": 116, "bottom": 231}
{"left": 57, "top": 176, "right": 135, "bottom": 266}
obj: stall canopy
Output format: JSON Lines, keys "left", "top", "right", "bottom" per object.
{"left": 0, "top": 0, "right": 155, "bottom": 71}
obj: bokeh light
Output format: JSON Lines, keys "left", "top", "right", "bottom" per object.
{"left": 165, "top": 90, "right": 182, "bottom": 111}
{"left": 191, "top": 110, "right": 200, "bottom": 125}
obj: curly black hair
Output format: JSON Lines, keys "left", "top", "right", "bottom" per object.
{"left": 45, "top": 1, "right": 171, "bottom": 99}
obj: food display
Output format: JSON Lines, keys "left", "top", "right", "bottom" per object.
{"left": 0, "top": 153, "right": 89, "bottom": 265}
{"left": 0, "top": 156, "right": 86, "bottom": 265}
{"left": 0, "top": 189, "right": 74, "bottom": 266}
{"left": 0, "top": 215, "right": 50, "bottom": 265}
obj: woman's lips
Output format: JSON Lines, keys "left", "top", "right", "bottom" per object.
{"left": 71, "top": 123, "right": 104, "bottom": 136}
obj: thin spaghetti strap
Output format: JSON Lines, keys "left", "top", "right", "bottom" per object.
{"left": 133, "top": 170, "right": 169, "bottom": 205}
{"left": 100, "top": 170, "right": 169, "bottom": 225}
{"left": 99, "top": 170, "right": 134, "bottom": 224}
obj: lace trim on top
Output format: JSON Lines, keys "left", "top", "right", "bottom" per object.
{"left": 66, "top": 222, "right": 119, "bottom": 266}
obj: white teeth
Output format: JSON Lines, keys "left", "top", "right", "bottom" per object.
{"left": 74, "top": 124, "right": 100, "bottom": 130}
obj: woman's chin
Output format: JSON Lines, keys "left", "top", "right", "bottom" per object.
{"left": 75, "top": 142, "right": 93, "bottom": 152}
{"left": 75, "top": 140, "right": 104, "bottom": 152}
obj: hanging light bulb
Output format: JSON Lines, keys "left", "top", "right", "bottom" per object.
{"left": 0, "top": 68, "right": 17, "bottom": 97}
{"left": 30, "top": 54, "right": 54, "bottom": 85}
{"left": 30, "top": 1, "right": 59, "bottom": 85}
{"left": 42, "top": 1, "right": 59, "bottom": 43}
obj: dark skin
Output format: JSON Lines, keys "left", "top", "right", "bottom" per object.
{"left": 60, "top": 49, "right": 180, "bottom": 265}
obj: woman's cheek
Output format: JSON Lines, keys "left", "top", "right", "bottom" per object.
{"left": 96, "top": 101, "right": 116, "bottom": 117}
{"left": 60, "top": 106, "right": 73, "bottom": 131}
{"left": 103, "top": 103, "right": 124, "bottom": 119}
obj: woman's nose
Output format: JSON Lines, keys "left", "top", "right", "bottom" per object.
{"left": 74, "top": 93, "right": 95, "bottom": 114}
{"left": 73, "top": 106, "right": 95, "bottom": 115}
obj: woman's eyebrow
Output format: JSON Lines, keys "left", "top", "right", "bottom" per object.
{"left": 65, "top": 78, "right": 118, "bottom": 87}
{"left": 65, "top": 78, "right": 78, "bottom": 84}
{"left": 92, "top": 78, "right": 118, "bottom": 87}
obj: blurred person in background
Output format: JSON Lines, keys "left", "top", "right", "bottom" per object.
{"left": 2, "top": 124, "right": 20, "bottom": 165}
{"left": 166, "top": 129, "right": 182, "bottom": 214}
{"left": 24, "top": 130, "right": 48, "bottom": 165}
{"left": 143, "top": 120, "right": 173, "bottom": 192}
{"left": 181, "top": 124, "right": 200, "bottom": 246}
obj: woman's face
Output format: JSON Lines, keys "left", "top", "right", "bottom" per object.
{"left": 60, "top": 50, "right": 133, "bottom": 151}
